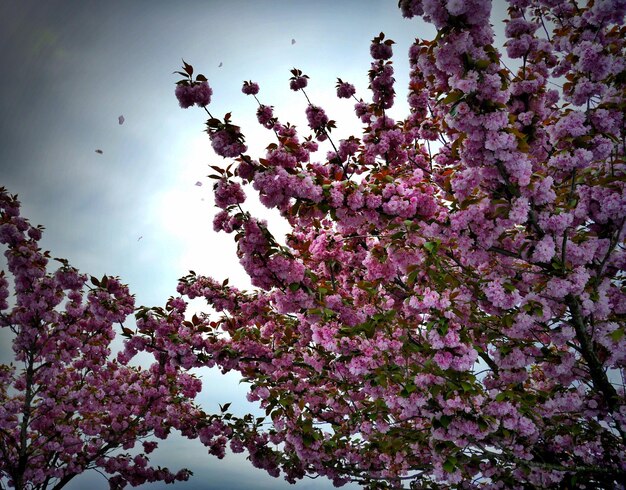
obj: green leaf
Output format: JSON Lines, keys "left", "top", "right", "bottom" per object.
{"left": 450, "top": 102, "right": 460, "bottom": 117}
{"left": 503, "top": 282, "right": 516, "bottom": 293}
{"left": 610, "top": 328, "right": 625, "bottom": 342}
{"left": 407, "top": 269, "right": 419, "bottom": 286}
{"left": 443, "top": 457, "right": 457, "bottom": 473}
{"left": 424, "top": 241, "right": 437, "bottom": 254}
{"left": 400, "top": 383, "right": 417, "bottom": 397}
{"left": 441, "top": 90, "right": 464, "bottom": 105}
{"left": 460, "top": 381, "right": 473, "bottom": 393}
{"left": 323, "top": 308, "right": 335, "bottom": 317}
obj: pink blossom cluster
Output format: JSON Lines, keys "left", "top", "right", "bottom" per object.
{"left": 163, "top": 1, "right": 626, "bottom": 488}
{"left": 336, "top": 79, "right": 356, "bottom": 99}
{"left": 241, "top": 80, "right": 260, "bottom": 95}
{"left": 256, "top": 104, "right": 275, "bottom": 129}
{"left": 369, "top": 61, "right": 395, "bottom": 109}
{"left": 289, "top": 75, "right": 308, "bottom": 91}
{"left": 305, "top": 105, "right": 330, "bottom": 141}
{"left": 0, "top": 188, "right": 205, "bottom": 488}
{"left": 210, "top": 127, "right": 247, "bottom": 158}
{"left": 213, "top": 179, "right": 246, "bottom": 209}
{"left": 175, "top": 81, "right": 213, "bottom": 108}
{"left": 370, "top": 33, "right": 394, "bottom": 60}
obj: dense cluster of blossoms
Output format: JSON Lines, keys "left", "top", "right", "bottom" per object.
{"left": 289, "top": 69, "right": 309, "bottom": 91}
{"left": 9, "top": 0, "right": 626, "bottom": 488}
{"left": 166, "top": 0, "right": 626, "bottom": 486}
{"left": 174, "top": 60, "right": 213, "bottom": 108}
{"left": 164, "top": 0, "right": 626, "bottom": 487}
{"left": 336, "top": 79, "right": 356, "bottom": 99}
{"left": 175, "top": 81, "right": 212, "bottom": 108}
{"left": 208, "top": 125, "right": 247, "bottom": 158}
{"left": 0, "top": 189, "right": 213, "bottom": 489}
{"left": 367, "top": 32, "right": 396, "bottom": 111}
{"left": 0, "top": 0, "right": 606, "bottom": 489}
{"left": 241, "top": 80, "right": 260, "bottom": 96}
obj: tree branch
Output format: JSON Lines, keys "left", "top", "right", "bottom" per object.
{"left": 565, "top": 294, "right": 626, "bottom": 444}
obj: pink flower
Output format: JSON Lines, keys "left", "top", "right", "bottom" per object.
{"left": 242, "top": 80, "right": 260, "bottom": 95}
{"left": 289, "top": 76, "right": 308, "bottom": 91}
{"left": 336, "top": 81, "right": 356, "bottom": 99}
{"left": 370, "top": 62, "right": 395, "bottom": 109}
{"left": 175, "top": 84, "right": 195, "bottom": 108}
{"left": 193, "top": 81, "right": 213, "bottom": 106}
{"left": 256, "top": 105, "right": 275, "bottom": 128}
{"left": 399, "top": 0, "right": 424, "bottom": 18}
{"left": 305, "top": 105, "right": 329, "bottom": 130}
{"left": 446, "top": 0, "right": 467, "bottom": 16}
{"left": 213, "top": 180, "right": 246, "bottom": 209}
{"left": 175, "top": 82, "right": 212, "bottom": 108}
{"left": 370, "top": 42, "right": 393, "bottom": 60}
{"left": 210, "top": 128, "right": 247, "bottom": 158}
{"left": 433, "top": 350, "right": 453, "bottom": 370}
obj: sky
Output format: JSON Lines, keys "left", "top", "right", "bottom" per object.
{"left": 0, "top": 1, "right": 437, "bottom": 488}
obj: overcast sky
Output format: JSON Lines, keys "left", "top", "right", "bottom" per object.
{"left": 0, "top": 1, "right": 439, "bottom": 488}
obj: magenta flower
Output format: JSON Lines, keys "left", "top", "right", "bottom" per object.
{"left": 175, "top": 84, "right": 195, "bottom": 108}
{"left": 214, "top": 179, "right": 246, "bottom": 209}
{"left": 256, "top": 104, "right": 275, "bottom": 128}
{"left": 370, "top": 33, "right": 394, "bottom": 60}
{"left": 289, "top": 68, "right": 310, "bottom": 92}
{"left": 305, "top": 105, "right": 329, "bottom": 130}
{"left": 193, "top": 81, "right": 213, "bottom": 106}
{"left": 370, "top": 43, "right": 393, "bottom": 60}
{"left": 289, "top": 76, "right": 308, "bottom": 91}
{"left": 210, "top": 128, "right": 247, "bottom": 158}
{"left": 336, "top": 80, "right": 356, "bottom": 99}
{"left": 175, "top": 81, "right": 212, "bottom": 108}
{"left": 305, "top": 105, "right": 330, "bottom": 142}
{"left": 242, "top": 80, "right": 260, "bottom": 95}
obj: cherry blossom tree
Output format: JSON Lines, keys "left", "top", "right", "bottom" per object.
{"left": 165, "top": 0, "right": 626, "bottom": 488}
{"left": 0, "top": 188, "right": 206, "bottom": 489}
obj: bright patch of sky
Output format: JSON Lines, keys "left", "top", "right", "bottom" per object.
{"left": 0, "top": 0, "right": 510, "bottom": 488}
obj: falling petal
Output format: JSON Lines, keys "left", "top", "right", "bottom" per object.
{"left": 118, "top": 115, "right": 125, "bottom": 125}
{"left": 291, "top": 38, "right": 296, "bottom": 45}
{"left": 218, "top": 62, "right": 223, "bottom": 68}
{"left": 195, "top": 181, "right": 203, "bottom": 186}
{"left": 95, "top": 149, "right": 103, "bottom": 154}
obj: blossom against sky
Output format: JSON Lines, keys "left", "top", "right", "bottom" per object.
{"left": 0, "top": 1, "right": 436, "bottom": 488}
